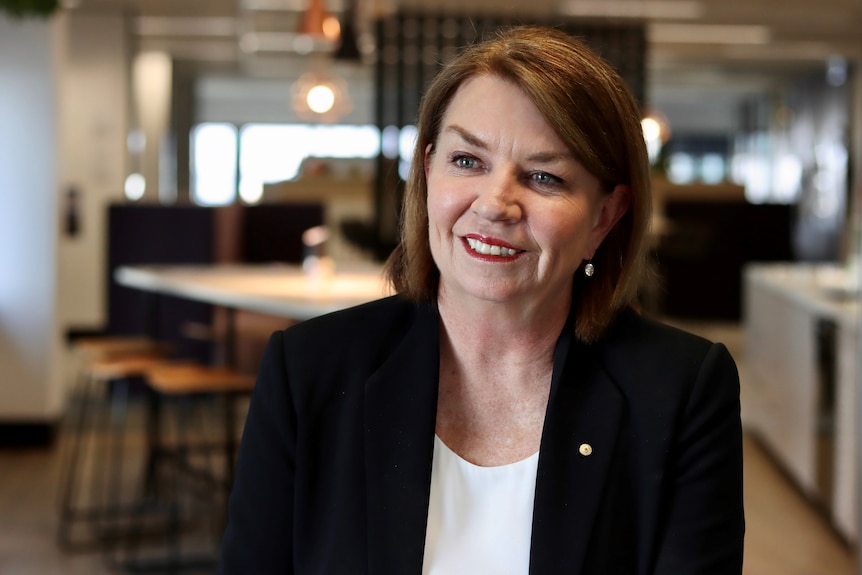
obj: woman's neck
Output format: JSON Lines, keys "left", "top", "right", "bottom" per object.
{"left": 435, "top": 287, "right": 568, "bottom": 465}
{"left": 436, "top": 285, "right": 570, "bottom": 369}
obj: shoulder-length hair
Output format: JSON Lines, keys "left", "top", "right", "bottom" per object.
{"left": 385, "top": 25, "right": 652, "bottom": 342}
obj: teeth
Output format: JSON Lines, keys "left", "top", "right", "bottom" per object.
{"left": 466, "top": 237, "right": 518, "bottom": 256}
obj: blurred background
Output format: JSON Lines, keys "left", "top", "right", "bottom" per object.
{"left": 1, "top": 0, "right": 861, "bottom": 573}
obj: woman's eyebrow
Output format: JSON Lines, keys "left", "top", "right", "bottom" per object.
{"left": 443, "top": 124, "right": 573, "bottom": 164}
{"left": 443, "top": 124, "right": 487, "bottom": 149}
{"left": 526, "top": 151, "right": 572, "bottom": 164}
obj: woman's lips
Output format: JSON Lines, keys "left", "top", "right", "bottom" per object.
{"left": 462, "top": 235, "right": 524, "bottom": 258}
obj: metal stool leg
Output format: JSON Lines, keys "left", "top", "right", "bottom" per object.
{"left": 56, "top": 369, "right": 96, "bottom": 549}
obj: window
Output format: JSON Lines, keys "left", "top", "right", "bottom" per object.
{"left": 191, "top": 123, "right": 383, "bottom": 206}
{"left": 191, "top": 123, "right": 238, "bottom": 206}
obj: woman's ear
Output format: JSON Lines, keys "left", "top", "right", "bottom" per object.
{"left": 588, "top": 184, "right": 631, "bottom": 254}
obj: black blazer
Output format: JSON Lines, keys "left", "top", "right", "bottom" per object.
{"left": 218, "top": 296, "right": 744, "bottom": 574}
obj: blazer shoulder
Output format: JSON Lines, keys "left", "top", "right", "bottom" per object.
{"left": 273, "top": 294, "right": 434, "bottom": 368}
{"left": 605, "top": 308, "right": 718, "bottom": 359}
{"left": 597, "top": 309, "right": 739, "bottom": 398}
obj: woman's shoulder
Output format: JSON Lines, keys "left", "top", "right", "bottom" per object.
{"left": 274, "top": 294, "right": 434, "bottom": 358}
{"left": 597, "top": 308, "right": 739, "bottom": 393}
{"left": 604, "top": 308, "right": 718, "bottom": 357}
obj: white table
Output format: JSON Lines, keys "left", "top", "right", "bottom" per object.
{"left": 112, "top": 261, "right": 393, "bottom": 554}
{"left": 114, "top": 262, "right": 392, "bottom": 321}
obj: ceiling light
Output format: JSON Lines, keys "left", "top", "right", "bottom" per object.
{"left": 241, "top": 0, "right": 306, "bottom": 10}
{"left": 559, "top": 0, "right": 704, "bottom": 19}
{"left": 298, "top": 0, "right": 341, "bottom": 42}
{"left": 239, "top": 31, "right": 334, "bottom": 54}
{"left": 124, "top": 174, "right": 146, "bottom": 201}
{"left": 307, "top": 84, "right": 336, "bottom": 113}
{"left": 649, "top": 23, "right": 771, "bottom": 44}
{"left": 721, "top": 41, "right": 833, "bottom": 61}
{"left": 136, "top": 16, "right": 238, "bottom": 37}
{"left": 334, "top": 0, "right": 362, "bottom": 62}
{"left": 291, "top": 72, "right": 352, "bottom": 122}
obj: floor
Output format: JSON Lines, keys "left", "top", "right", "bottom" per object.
{"left": 0, "top": 321, "right": 858, "bottom": 574}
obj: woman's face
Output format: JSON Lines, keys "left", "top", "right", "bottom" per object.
{"left": 425, "top": 74, "right": 628, "bottom": 315}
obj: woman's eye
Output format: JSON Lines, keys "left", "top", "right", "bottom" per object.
{"left": 453, "top": 155, "right": 477, "bottom": 169}
{"left": 531, "top": 172, "right": 561, "bottom": 186}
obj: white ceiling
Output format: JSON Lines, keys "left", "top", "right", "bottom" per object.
{"left": 67, "top": 0, "right": 862, "bottom": 132}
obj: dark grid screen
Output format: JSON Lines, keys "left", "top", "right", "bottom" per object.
{"left": 374, "top": 14, "right": 646, "bottom": 128}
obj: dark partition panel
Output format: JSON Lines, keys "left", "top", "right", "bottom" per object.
{"left": 241, "top": 203, "right": 324, "bottom": 264}
{"left": 107, "top": 204, "right": 215, "bottom": 361}
{"left": 655, "top": 201, "right": 794, "bottom": 320}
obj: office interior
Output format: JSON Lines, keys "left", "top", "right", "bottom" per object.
{"left": 1, "top": 0, "right": 861, "bottom": 573}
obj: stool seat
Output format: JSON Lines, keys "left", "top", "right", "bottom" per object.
{"left": 73, "top": 336, "right": 172, "bottom": 360}
{"left": 86, "top": 356, "right": 195, "bottom": 381}
{"left": 146, "top": 366, "right": 256, "bottom": 395}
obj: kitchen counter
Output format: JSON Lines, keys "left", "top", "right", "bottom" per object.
{"left": 743, "top": 262, "right": 859, "bottom": 542}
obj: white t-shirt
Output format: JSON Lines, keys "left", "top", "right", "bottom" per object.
{"left": 422, "top": 435, "right": 540, "bottom": 575}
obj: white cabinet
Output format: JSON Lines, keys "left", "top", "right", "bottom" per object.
{"left": 743, "top": 263, "right": 859, "bottom": 543}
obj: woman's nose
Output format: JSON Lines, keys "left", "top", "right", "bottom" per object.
{"left": 471, "top": 172, "right": 522, "bottom": 222}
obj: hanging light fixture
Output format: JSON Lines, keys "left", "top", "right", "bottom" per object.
{"left": 291, "top": 72, "right": 352, "bottom": 123}
{"left": 333, "top": 0, "right": 362, "bottom": 61}
{"left": 297, "top": 0, "right": 341, "bottom": 42}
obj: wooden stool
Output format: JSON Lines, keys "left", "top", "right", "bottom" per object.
{"left": 72, "top": 336, "right": 172, "bottom": 360}
{"left": 56, "top": 351, "right": 190, "bottom": 551}
{"left": 147, "top": 365, "right": 256, "bottom": 395}
{"left": 115, "top": 365, "right": 255, "bottom": 572}
{"left": 142, "top": 365, "right": 255, "bottom": 499}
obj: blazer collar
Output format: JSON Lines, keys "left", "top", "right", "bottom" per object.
{"left": 364, "top": 301, "right": 440, "bottom": 575}
{"left": 363, "top": 302, "right": 624, "bottom": 575}
{"left": 530, "top": 324, "right": 625, "bottom": 575}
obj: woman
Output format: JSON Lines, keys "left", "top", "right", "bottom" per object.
{"left": 218, "top": 25, "right": 744, "bottom": 574}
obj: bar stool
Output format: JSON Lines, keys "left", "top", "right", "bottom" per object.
{"left": 71, "top": 336, "right": 172, "bottom": 360}
{"left": 114, "top": 364, "right": 255, "bottom": 572}
{"left": 142, "top": 365, "right": 255, "bottom": 496}
{"left": 56, "top": 342, "right": 186, "bottom": 551}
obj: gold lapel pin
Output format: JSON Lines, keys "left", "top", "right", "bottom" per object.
{"left": 579, "top": 443, "right": 593, "bottom": 456}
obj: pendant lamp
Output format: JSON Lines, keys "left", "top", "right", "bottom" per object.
{"left": 334, "top": 0, "right": 362, "bottom": 61}
{"left": 291, "top": 71, "right": 353, "bottom": 123}
{"left": 298, "top": 0, "right": 341, "bottom": 42}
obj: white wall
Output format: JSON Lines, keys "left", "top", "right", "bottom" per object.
{"left": 0, "top": 14, "right": 63, "bottom": 420}
{"left": 58, "top": 11, "right": 131, "bottom": 331}
{"left": 132, "top": 50, "right": 173, "bottom": 203}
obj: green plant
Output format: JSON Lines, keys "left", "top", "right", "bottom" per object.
{"left": 0, "top": 0, "right": 59, "bottom": 18}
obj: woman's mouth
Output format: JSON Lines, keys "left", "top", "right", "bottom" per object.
{"left": 464, "top": 237, "right": 523, "bottom": 257}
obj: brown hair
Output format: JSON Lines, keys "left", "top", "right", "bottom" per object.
{"left": 385, "top": 25, "right": 652, "bottom": 342}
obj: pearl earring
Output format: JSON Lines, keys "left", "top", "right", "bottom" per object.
{"left": 584, "top": 261, "right": 595, "bottom": 277}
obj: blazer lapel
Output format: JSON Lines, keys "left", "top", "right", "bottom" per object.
{"left": 530, "top": 330, "right": 624, "bottom": 575}
{"left": 364, "top": 303, "right": 440, "bottom": 575}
